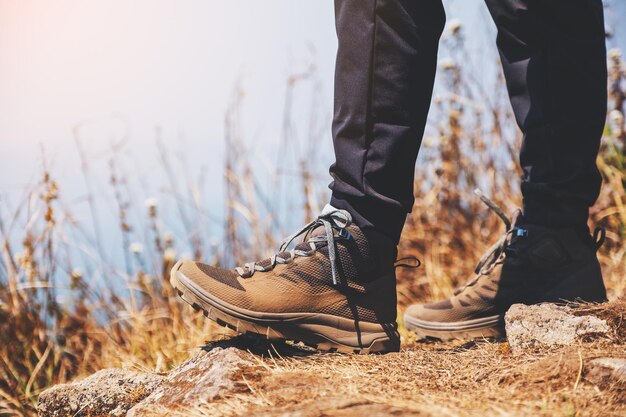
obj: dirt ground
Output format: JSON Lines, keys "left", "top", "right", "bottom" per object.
{"left": 165, "top": 301, "right": 626, "bottom": 417}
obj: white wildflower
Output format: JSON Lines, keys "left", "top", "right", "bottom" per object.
{"left": 163, "top": 232, "right": 174, "bottom": 246}
{"left": 609, "top": 109, "right": 624, "bottom": 126}
{"left": 422, "top": 136, "right": 437, "bottom": 148}
{"left": 130, "top": 242, "right": 144, "bottom": 254}
{"left": 14, "top": 251, "right": 26, "bottom": 265}
{"left": 144, "top": 198, "right": 158, "bottom": 209}
{"left": 447, "top": 18, "right": 462, "bottom": 35}
{"left": 163, "top": 248, "right": 177, "bottom": 261}
{"left": 608, "top": 48, "right": 622, "bottom": 60}
{"left": 439, "top": 58, "right": 457, "bottom": 71}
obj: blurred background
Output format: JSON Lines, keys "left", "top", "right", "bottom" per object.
{"left": 1, "top": 0, "right": 625, "bottom": 263}
{"left": 1, "top": 2, "right": 625, "bottom": 415}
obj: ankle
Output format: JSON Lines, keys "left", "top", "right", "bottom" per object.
{"left": 361, "top": 228, "right": 397, "bottom": 269}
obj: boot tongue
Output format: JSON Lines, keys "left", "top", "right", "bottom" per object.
{"left": 300, "top": 223, "right": 348, "bottom": 251}
{"left": 309, "top": 225, "right": 326, "bottom": 238}
{"left": 257, "top": 227, "right": 327, "bottom": 266}
{"left": 303, "top": 224, "right": 334, "bottom": 244}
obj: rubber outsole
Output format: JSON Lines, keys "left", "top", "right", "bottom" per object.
{"left": 403, "top": 313, "right": 505, "bottom": 341}
{"left": 170, "top": 262, "right": 400, "bottom": 354}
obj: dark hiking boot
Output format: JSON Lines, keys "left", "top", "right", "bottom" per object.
{"left": 404, "top": 192, "right": 607, "bottom": 341}
{"left": 170, "top": 205, "right": 401, "bottom": 353}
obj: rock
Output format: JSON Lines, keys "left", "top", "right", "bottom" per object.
{"left": 127, "top": 347, "right": 254, "bottom": 416}
{"left": 37, "top": 346, "right": 255, "bottom": 417}
{"left": 586, "top": 357, "right": 626, "bottom": 388}
{"left": 37, "top": 368, "right": 163, "bottom": 417}
{"left": 505, "top": 303, "right": 610, "bottom": 353}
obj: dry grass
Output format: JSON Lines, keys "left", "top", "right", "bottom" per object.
{"left": 143, "top": 311, "right": 626, "bottom": 417}
{"left": 244, "top": 342, "right": 625, "bottom": 417}
{"left": 1, "top": 25, "right": 625, "bottom": 417}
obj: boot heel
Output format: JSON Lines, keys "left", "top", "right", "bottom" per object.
{"left": 543, "top": 260, "right": 607, "bottom": 303}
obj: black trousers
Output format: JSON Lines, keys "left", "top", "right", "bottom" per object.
{"left": 328, "top": 0, "right": 608, "bottom": 244}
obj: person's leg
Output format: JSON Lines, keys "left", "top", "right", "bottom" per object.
{"left": 485, "top": 0, "right": 607, "bottom": 234}
{"left": 171, "top": 0, "right": 446, "bottom": 354}
{"left": 404, "top": 0, "right": 608, "bottom": 341}
{"left": 329, "top": 0, "right": 446, "bottom": 245}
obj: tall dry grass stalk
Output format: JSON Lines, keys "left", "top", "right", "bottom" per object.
{"left": 0, "top": 25, "right": 624, "bottom": 417}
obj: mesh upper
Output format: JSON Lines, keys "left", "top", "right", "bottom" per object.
{"left": 177, "top": 223, "right": 396, "bottom": 323}
{"left": 196, "top": 263, "right": 244, "bottom": 290}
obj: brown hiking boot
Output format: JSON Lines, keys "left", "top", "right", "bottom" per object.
{"left": 404, "top": 193, "right": 607, "bottom": 341}
{"left": 170, "top": 205, "right": 401, "bottom": 353}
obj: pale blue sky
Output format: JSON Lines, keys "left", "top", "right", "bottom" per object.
{"left": 1, "top": 1, "right": 624, "bottom": 195}
{"left": 0, "top": 0, "right": 489, "bottom": 193}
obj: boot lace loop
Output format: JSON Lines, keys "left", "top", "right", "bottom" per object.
{"left": 470, "top": 189, "right": 528, "bottom": 277}
{"left": 235, "top": 205, "right": 352, "bottom": 285}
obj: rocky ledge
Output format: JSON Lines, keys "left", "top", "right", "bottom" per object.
{"left": 38, "top": 345, "right": 255, "bottom": 417}
{"left": 38, "top": 302, "right": 625, "bottom": 417}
